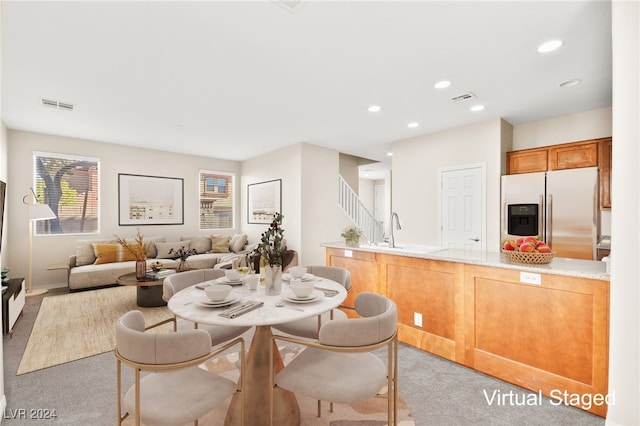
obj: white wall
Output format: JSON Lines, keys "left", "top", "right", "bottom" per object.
{"left": 390, "top": 119, "right": 504, "bottom": 249}
{"left": 240, "top": 143, "right": 302, "bottom": 258}
{"left": 301, "top": 143, "right": 351, "bottom": 264}
{"left": 512, "top": 107, "right": 612, "bottom": 150}
{"left": 607, "top": 1, "right": 639, "bottom": 424}
{"left": 6, "top": 130, "right": 241, "bottom": 290}
{"left": 241, "top": 142, "right": 351, "bottom": 266}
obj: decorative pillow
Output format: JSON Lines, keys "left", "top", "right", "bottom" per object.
{"left": 245, "top": 242, "right": 259, "bottom": 253}
{"left": 156, "top": 241, "right": 191, "bottom": 259}
{"left": 181, "top": 235, "right": 211, "bottom": 254}
{"left": 92, "top": 244, "right": 138, "bottom": 265}
{"left": 210, "top": 235, "right": 230, "bottom": 253}
{"left": 123, "top": 236, "right": 165, "bottom": 259}
{"left": 229, "top": 234, "right": 248, "bottom": 253}
{"left": 76, "top": 239, "right": 112, "bottom": 266}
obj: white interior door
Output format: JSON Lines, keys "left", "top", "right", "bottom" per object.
{"left": 439, "top": 164, "right": 485, "bottom": 251}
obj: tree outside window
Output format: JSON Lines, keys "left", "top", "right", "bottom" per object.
{"left": 34, "top": 152, "right": 100, "bottom": 235}
{"left": 199, "top": 170, "right": 234, "bottom": 229}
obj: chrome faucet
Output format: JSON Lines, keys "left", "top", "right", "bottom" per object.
{"left": 389, "top": 212, "right": 402, "bottom": 248}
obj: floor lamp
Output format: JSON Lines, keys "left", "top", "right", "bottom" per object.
{"left": 26, "top": 192, "right": 56, "bottom": 297}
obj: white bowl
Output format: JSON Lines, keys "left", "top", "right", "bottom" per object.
{"left": 205, "top": 284, "right": 232, "bottom": 302}
{"left": 290, "top": 280, "right": 314, "bottom": 298}
{"left": 288, "top": 266, "right": 307, "bottom": 279}
{"left": 225, "top": 269, "right": 240, "bottom": 281}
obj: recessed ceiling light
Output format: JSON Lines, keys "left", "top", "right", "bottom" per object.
{"left": 368, "top": 105, "right": 381, "bottom": 112}
{"left": 537, "top": 40, "right": 563, "bottom": 53}
{"left": 387, "top": 152, "right": 394, "bottom": 157}
{"left": 559, "top": 79, "right": 582, "bottom": 88}
{"left": 407, "top": 122, "right": 420, "bottom": 128}
{"left": 434, "top": 80, "right": 451, "bottom": 89}
{"left": 470, "top": 104, "right": 485, "bottom": 112}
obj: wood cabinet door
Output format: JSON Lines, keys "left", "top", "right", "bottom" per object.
{"left": 549, "top": 141, "right": 598, "bottom": 170}
{"left": 598, "top": 138, "right": 612, "bottom": 209}
{"left": 325, "top": 248, "right": 379, "bottom": 317}
{"left": 507, "top": 148, "right": 548, "bottom": 174}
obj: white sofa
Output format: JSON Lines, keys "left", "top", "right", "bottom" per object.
{"left": 67, "top": 234, "right": 252, "bottom": 291}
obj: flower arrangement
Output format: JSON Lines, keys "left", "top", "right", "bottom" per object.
{"left": 114, "top": 230, "right": 150, "bottom": 261}
{"left": 252, "top": 212, "right": 285, "bottom": 266}
{"left": 340, "top": 226, "right": 362, "bottom": 242}
{"left": 169, "top": 245, "right": 198, "bottom": 262}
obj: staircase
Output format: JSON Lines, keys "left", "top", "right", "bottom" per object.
{"left": 338, "top": 175, "right": 384, "bottom": 244}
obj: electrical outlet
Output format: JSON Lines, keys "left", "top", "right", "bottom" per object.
{"left": 414, "top": 312, "right": 423, "bottom": 327}
{"left": 520, "top": 271, "right": 541, "bottom": 285}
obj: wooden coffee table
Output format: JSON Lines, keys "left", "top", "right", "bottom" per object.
{"left": 116, "top": 272, "right": 170, "bottom": 307}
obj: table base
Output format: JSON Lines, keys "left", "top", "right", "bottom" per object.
{"left": 225, "top": 325, "right": 300, "bottom": 425}
{"left": 136, "top": 285, "right": 166, "bottom": 307}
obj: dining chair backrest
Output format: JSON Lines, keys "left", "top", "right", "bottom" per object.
{"left": 305, "top": 265, "right": 351, "bottom": 292}
{"left": 163, "top": 268, "right": 226, "bottom": 300}
{"left": 318, "top": 292, "right": 397, "bottom": 347}
{"left": 115, "top": 310, "right": 212, "bottom": 365}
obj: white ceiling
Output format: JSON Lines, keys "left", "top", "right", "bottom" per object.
{"left": 1, "top": 1, "right": 612, "bottom": 179}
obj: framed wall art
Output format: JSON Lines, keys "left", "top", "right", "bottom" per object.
{"left": 247, "top": 179, "right": 281, "bottom": 224}
{"left": 118, "top": 173, "right": 184, "bottom": 225}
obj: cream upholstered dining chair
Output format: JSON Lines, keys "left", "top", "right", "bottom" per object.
{"left": 115, "top": 310, "right": 245, "bottom": 426}
{"left": 163, "top": 269, "right": 250, "bottom": 346}
{"left": 271, "top": 265, "right": 352, "bottom": 339}
{"left": 269, "top": 292, "right": 398, "bottom": 425}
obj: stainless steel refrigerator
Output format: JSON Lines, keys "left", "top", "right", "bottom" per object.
{"left": 501, "top": 167, "right": 599, "bottom": 260}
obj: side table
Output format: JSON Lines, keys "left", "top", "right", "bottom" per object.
{"left": 116, "top": 272, "right": 168, "bottom": 307}
{"left": 2, "top": 278, "right": 26, "bottom": 336}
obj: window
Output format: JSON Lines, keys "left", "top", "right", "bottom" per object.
{"left": 199, "top": 170, "right": 234, "bottom": 229}
{"left": 33, "top": 152, "right": 100, "bottom": 235}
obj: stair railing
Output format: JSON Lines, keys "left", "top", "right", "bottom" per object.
{"left": 338, "top": 175, "right": 384, "bottom": 244}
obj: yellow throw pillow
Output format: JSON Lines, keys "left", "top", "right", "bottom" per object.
{"left": 92, "top": 244, "right": 139, "bottom": 264}
{"left": 210, "top": 235, "right": 230, "bottom": 253}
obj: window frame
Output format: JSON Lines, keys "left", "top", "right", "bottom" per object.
{"left": 33, "top": 151, "right": 101, "bottom": 236}
{"left": 199, "top": 169, "right": 235, "bottom": 230}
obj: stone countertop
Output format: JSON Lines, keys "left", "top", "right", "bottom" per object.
{"left": 322, "top": 242, "right": 610, "bottom": 281}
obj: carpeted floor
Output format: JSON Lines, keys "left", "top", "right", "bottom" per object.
{"left": 17, "top": 286, "right": 174, "bottom": 375}
{"left": 2, "top": 286, "right": 606, "bottom": 425}
{"left": 121, "top": 346, "right": 414, "bottom": 426}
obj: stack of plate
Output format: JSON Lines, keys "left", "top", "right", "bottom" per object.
{"left": 283, "top": 289, "right": 323, "bottom": 303}
{"left": 282, "top": 273, "right": 315, "bottom": 282}
{"left": 215, "top": 276, "right": 245, "bottom": 286}
{"left": 196, "top": 295, "right": 240, "bottom": 308}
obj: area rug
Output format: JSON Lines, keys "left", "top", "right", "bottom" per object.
{"left": 17, "top": 286, "right": 174, "bottom": 375}
{"left": 122, "top": 345, "right": 415, "bottom": 426}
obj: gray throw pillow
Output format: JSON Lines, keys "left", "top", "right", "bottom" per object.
{"left": 156, "top": 241, "right": 191, "bottom": 259}
{"left": 229, "top": 234, "right": 248, "bottom": 253}
{"left": 181, "top": 235, "right": 211, "bottom": 254}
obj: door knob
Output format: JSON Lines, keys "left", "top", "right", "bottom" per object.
{"left": 469, "top": 237, "right": 480, "bottom": 242}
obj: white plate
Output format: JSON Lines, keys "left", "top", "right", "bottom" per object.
{"left": 196, "top": 295, "right": 240, "bottom": 307}
{"left": 215, "top": 277, "right": 245, "bottom": 286}
{"left": 283, "top": 289, "right": 323, "bottom": 304}
{"left": 282, "top": 273, "right": 315, "bottom": 282}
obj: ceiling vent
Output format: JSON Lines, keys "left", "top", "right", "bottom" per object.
{"left": 273, "top": 0, "right": 305, "bottom": 13}
{"left": 450, "top": 92, "right": 476, "bottom": 103}
{"left": 41, "top": 98, "right": 74, "bottom": 111}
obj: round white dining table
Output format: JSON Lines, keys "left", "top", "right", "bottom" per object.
{"left": 167, "top": 276, "right": 348, "bottom": 426}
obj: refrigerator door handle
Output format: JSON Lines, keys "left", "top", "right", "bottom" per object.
{"left": 539, "top": 194, "right": 545, "bottom": 240}
{"left": 547, "top": 194, "right": 553, "bottom": 247}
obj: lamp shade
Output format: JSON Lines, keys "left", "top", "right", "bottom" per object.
{"left": 29, "top": 203, "right": 56, "bottom": 221}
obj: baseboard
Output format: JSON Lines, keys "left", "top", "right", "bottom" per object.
{"left": 0, "top": 394, "right": 6, "bottom": 423}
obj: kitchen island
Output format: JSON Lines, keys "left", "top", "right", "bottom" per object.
{"left": 323, "top": 242, "right": 610, "bottom": 417}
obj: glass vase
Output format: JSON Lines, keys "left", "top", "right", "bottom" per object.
{"left": 135, "top": 260, "right": 147, "bottom": 281}
{"left": 263, "top": 265, "right": 282, "bottom": 295}
{"left": 176, "top": 260, "right": 190, "bottom": 273}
